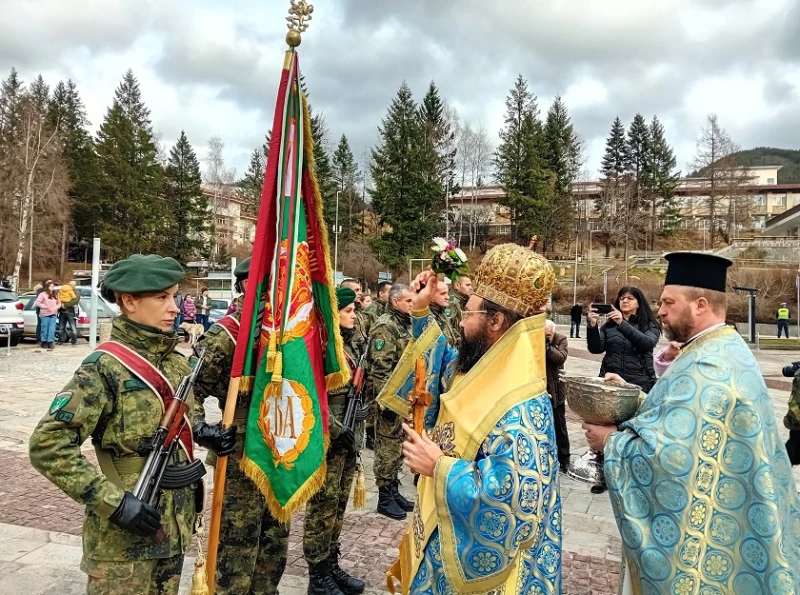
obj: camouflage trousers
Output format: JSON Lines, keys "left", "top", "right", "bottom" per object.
{"left": 303, "top": 438, "right": 357, "bottom": 563}
{"left": 214, "top": 445, "right": 289, "bottom": 595}
{"left": 83, "top": 554, "right": 183, "bottom": 595}
{"left": 373, "top": 409, "right": 404, "bottom": 489}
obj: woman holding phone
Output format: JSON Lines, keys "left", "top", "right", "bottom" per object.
{"left": 569, "top": 286, "right": 661, "bottom": 493}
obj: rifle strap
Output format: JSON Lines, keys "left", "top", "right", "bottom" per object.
{"left": 96, "top": 341, "right": 194, "bottom": 460}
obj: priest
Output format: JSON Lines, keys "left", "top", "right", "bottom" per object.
{"left": 382, "top": 243, "right": 562, "bottom": 595}
{"left": 583, "top": 252, "right": 800, "bottom": 594}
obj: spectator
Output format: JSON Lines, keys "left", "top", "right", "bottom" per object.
{"left": 173, "top": 288, "right": 184, "bottom": 332}
{"left": 575, "top": 286, "right": 661, "bottom": 494}
{"left": 777, "top": 302, "right": 791, "bottom": 338}
{"left": 182, "top": 294, "right": 196, "bottom": 324}
{"left": 570, "top": 303, "right": 583, "bottom": 338}
{"left": 35, "top": 281, "right": 61, "bottom": 351}
{"left": 226, "top": 299, "right": 239, "bottom": 315}
{"left": 544, "top": 320, "right": 570, "bottom": 473}
{"left": 197, "top": 288, "right": 211, "bottom": 331}
{"left": 57, "top": 281, "right": 80, "bottom": 346}
{"left": 34, "top": 278, "right": 52, "bottom": 347}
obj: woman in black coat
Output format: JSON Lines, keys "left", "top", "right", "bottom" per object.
{"left": 587, "top": 286, "right": 661, "bottom": 392}
{"left": 570, "top": 286, "right": 661, "bottom": 493}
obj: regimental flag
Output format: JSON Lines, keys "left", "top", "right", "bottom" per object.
{"left": 233, "top": 49, "right": 350, "bottom": 522}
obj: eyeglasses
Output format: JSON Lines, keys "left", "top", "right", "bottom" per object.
{"left": 462, "top": 309, "right": 487, "bottom": 317}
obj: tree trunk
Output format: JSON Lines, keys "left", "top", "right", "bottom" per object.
{"left": 12, "top": 191, "right": 32, "bottom": 292}
{"left": 60, "top": 219, "right": 68, "bottom": 280}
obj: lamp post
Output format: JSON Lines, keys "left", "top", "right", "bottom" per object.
{"left": 624, "top": 232, "right": 629, "bottom": 284}
{"left": 334, "top": 190, "right": 341, "bottom": 275}
{"left": 589, "top": 229, "right": 602, "bottom": 277}
{"left": 573, "top": 230, "right": 579, "bottom": 304}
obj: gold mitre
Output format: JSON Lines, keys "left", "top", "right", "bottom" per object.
{"left": 473, "top": 243, "right": 555, "bottom": 317}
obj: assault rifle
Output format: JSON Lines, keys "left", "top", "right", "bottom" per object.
{"left": 133, "top": 349, "right": 208, "bottom": 541}
{"left": 342, "top": 352, "right": 370, "bottom": 434}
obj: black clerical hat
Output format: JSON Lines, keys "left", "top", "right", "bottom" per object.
{"left": 664, "top": 252, "right": 732, "bottom": 292}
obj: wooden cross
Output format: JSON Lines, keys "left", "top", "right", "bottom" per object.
{"left": 408, "top": 357, "right": 432, "bottom": 435}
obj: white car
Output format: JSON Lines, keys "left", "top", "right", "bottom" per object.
{"left": 0, "top": 287, "right": 25, "bottom": 346}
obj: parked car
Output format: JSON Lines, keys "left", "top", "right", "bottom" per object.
{"left": 21, "top": 292, "right": 117, "bottom": 341}
{"left": 0, "top": 287, "right": 25, "bottom": 346}
{"left": 208, "top": 298, "right": 233, "bottom": 324}
{"left": 76, "top": 286, "right": 120, "bottom": 314}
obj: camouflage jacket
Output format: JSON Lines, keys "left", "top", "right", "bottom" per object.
{"left": 447, "top": 290, "right": 468, "bottom": 331}
{"left": 328, "top": 328, "right": 366, "bottom": 445}
{"left": 352, "top": 305, "right": 371, "bottom": 352}
{"left": 366, "top": 308, "right": 412, "bottom": 403}
{"left": 365, "top": 299, "right": 390, "bottom": 325}
{"left": 431, "top": 303, "right": 460, "bottom": 348}
{"left": 785, "top": 370, "right": 800, "bottom": 431}
{"left": 28, "top": 316, "right": 199, "bottom": 562}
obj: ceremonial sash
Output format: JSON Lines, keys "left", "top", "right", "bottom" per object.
{"left": 389, "top": 313, "right": 548, "bottom": 595}
{"left": 96, "top": 341, "right": 194, "bottom": 460}
{"left": 215, "top": 314, "right": 240, "bottom": 345}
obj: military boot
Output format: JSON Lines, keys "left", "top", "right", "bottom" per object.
{"left": 329, "top": 544, "right": 365, "bottom": 595}
{"left": 308, "top": 559, "right": 346, "bottom": 595}
{"left": 392, "top": 480, "right": 414, "bottom": 512}
{"left": 377, "top": 486, "right": 407, "bottom": 520}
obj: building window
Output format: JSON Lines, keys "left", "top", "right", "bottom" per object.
{"left": 767, "top": 178, "right": 775, "bottom": 185}
{"left": 753, "top": 194, "right": 767, "bottom": 207}
{"left": 774, "top": 194, "right": 787, "bottom": 206}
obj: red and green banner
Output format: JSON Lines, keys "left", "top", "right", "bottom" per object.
{"left": 233, "top": 50, "right": 349, "bottom": 522}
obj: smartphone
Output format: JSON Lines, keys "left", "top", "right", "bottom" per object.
{"left": 591, "top": 303, "right": 613, "bottom": 315}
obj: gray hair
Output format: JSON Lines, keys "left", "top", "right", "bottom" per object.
{"left": 389, "top": 283, "right": 411, "bottom": 304}
{"left": 545, "top": 320, "right": 555, "bottom": 332}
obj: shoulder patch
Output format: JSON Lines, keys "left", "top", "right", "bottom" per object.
{"left": 54, "top": 410, "right": 75, "bottom": 423}
{"left": 206, "top": 325, "right": 223, "bottom": 336}
{"left": 123, "top": 378, "right": 148, "bottom": 392}
{"left": 373, "top": 339, "right": 385, "bottom": 351}
{"left": 444, "top": 309, "right": 452, "bottom": 316}
{"left": 81, "top": 351, "right": 103, "bottom": 366}
{"left": 49, "top": 392, "right": 73, "bottom": 415}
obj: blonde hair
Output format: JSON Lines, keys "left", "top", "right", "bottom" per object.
{"left": 684, "top": 287, "right": 727, "bottom": 315}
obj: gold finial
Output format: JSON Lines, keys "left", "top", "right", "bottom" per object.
{"left": 286, "top": 0, "right": 314, "bottom": 48}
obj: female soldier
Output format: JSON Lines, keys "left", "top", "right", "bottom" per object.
{"left": 303, "top": 287, "right": 366, "bottom": 595}
{"left": 28, "top": 254, "right": 230, "bottom": 595}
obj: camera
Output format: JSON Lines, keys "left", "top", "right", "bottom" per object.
{"left": 783, "top": 362, "right": 800, "bottom": 378}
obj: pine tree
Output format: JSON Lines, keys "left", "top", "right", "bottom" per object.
{"left": 332, "top": 134, "right": 363, "bottom": 241}
{"left": 645, "top": 116, "right": 680, "bottom": 240}
{"left": 29, "top": 75, "right": 49, "bottom": 112}
{"left": 238, "top": 134, "right": 269, "bottom": 217}
{"left": 163, "top": 131, "right": 208, "bottom": 262}
{"left": 625, "top": 114, "right": 651, "bottom": 247}
{"left": 94, "top": 70, "right": 165, "bottom": 258}
{"left": 418, "top": 81, "right": 453, "bottom": 228}
{"left": 311, "top": 113, "right": 338, "bottom": 251}
{"left": 597, "top": 117, "right": 628, "bottom": 255}
{"left": 494, "top": 74, "right": 547, "bottom": 243}
{"left": 47, "top": 80, "right": 99, "bottom": 244}
{"left": 370, "top": 82, "right": 436, "bottom": 267}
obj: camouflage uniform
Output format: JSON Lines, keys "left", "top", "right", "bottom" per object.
{"left": 29, "top": 316, "right": 199, "bottom": 595}
{"left": 430, "top": 303, "right": 460, "bottom": 348}
{"left": 447, "top": 290, "right": 468, "bottom": 332}
{"left": 367, "top": 308, "right": 412, "bottom": 489}
{"left": 365, "top": 299, "right": 390, "bottom": 325}
{"left": 784, "top": 369, "right": 800, "bottom": 465}
{"left": 351, "top": 304, "right": 371, "bottom": 353}
{"left": 193, "top": 310, "right": 289, "bottom": 595}
{"left": 303, "top": 328, "right": 364, "bottom": 563}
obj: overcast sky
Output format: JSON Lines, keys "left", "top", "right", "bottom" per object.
{"left": 2, "top": 0, "right": 799, "bottom": 183}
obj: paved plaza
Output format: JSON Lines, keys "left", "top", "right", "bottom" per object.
{"left": 0, "top": 326, "right": 797, "bottom": 594}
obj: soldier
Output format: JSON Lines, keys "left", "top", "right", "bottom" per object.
{"left": 191, "top": 258, "right": 290, "bottom": 595}
{"left": 340, "top": 279, "right": 370, "bottom": 351}
{"left": 303, "top": 287, "right": 366, "bottom": 595}
{"left": 429, "top": 278, "right": 459, "bottom": 348}
{"left": 365, "top": 281, "right": 392, "bottom": 324}
{"left": 28, "top": 254, "right": 208, "bottom": 595}
{"left": 368, "top": 283, "right": 414, "bottom": 520}
{"left": 447, "top": 274, "right": 472, "bottom": 330}
{"left": 784, "top": 362, "right": 800, "bottom": 465}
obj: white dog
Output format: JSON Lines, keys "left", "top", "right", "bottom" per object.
{"left": 179, "top": 322, "right": 205, "bottom": 346}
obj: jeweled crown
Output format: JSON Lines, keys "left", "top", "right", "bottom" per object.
{"left": 473, "top": 243, "right": 555, "bottom": 317}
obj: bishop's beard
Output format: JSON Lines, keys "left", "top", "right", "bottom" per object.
{"left": 456, "top": 325, "right": 491, "bottom": 374}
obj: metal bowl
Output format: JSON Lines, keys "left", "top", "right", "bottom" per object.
{"left": 561, "top": 376, "right": 641, "bottom": 426}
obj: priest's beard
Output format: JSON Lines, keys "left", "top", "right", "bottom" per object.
{"left": 456, "top": 325, "right": 491, "bottom": 374}
{"left": 663, "top": 306, "right": 694, "bottom": 343}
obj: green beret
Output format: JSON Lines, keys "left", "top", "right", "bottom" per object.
{"left": 234, "top": 257, "right": 251, "bottom": 280}
{"left": 103, "top": 254, "right": 184, "bottom": 295}
{"left": 336, "top": 287, "right": 356, "bottom": 310}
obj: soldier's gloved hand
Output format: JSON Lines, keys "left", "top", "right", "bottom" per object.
{"left": 786, "top": 431, "right": 800, "bottom": 466}
{"left": 193, "top": 422, "right": 238, "bottom": 456}
{"left": 380, "top": 409, "right": 398, "bottom": 423}
{"left": 337, "top": 426, "right": 356, "bottom": 452}
{"left": 109, "top": 492, "right": 162, "bottom": 537}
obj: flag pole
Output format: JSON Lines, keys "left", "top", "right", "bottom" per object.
{"left": 205, "top": 3, "right": 314, "bottom": 591}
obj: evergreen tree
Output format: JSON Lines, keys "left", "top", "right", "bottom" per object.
{"left": 601, "top": 117, "right": 627, "bottom": 181}
{"left": 238, "top": 134, "right": 269, "bottom": 217}
{"left": 418, "top": 81, "right": 454, "bottom": 221}
{"left": 310, "top": 112, "right": 338, "bottom": 251}
{"left": 644, "top": 116, "right": 680, "bottom": 240}
{"left": 163, "top": 131, "right": 208, "bottom": 262}
{"left": 597, "top": 117, "right": 628, "bottom": 255}
{"left": 625, "top": 113, "right": 651, "bottom": 246}
{"left": 94, "top": 70, "right": 165, "bottom": 258}
{"left": 370, "top": 82, "right": 437, "bottom": 267}
{"left": 28, "top": 75, "right": 49, "bottom": 112}
{"left": 494, "top": 74, "right": 548, "bottom": 243}
{"left": 0, "top": 68, "right": 23, "bottom": 141}
{"left": 47, "top": 80, "right": 99, "bottom": 244}
{"left": 332, "top": 134, "right": 363, "bottom": 241}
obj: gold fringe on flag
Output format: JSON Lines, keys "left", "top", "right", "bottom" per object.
{"left": 191, "top": 520, "right": 210, "bottom": 595}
